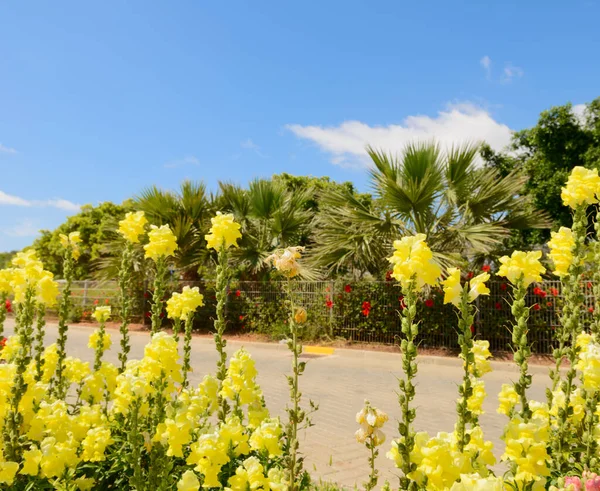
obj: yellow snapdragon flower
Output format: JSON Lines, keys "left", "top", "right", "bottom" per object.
{"left": 0, "top": 461, "right": 19, "bottom": 485}
{"left": 497, "top": 383, "right": 519, "bottom": 416}
{"left": 450, "top": 474, "right": 504, "bottom": 490}
{"left": 442, "top": 269, "right": 490, "bottom": 306}
{"left": 469, "top": 272, "right": 490, "bottom": 301}
{"left": 205, "top": 212, "right": 242, "bottom": 250}
{"left": 561, "top": 166, "right": 600, "bottom": 209}
{"left": 388, "top": 234, "right": 441, "bottom": 291}
{"left": 177, "top": 470, "right": 200, "bottom": 491}
{"left": 470, "top": 340, "right": 492, "bottom": 376}
{"left": 466, "top": 379, "right": 486, "bottom": 415}
{"left": 249, "top": 418, "right": 283, "bottom": 457}
{"left": 144, "top": 225, "right": 178, "bottom": 260}
{"left": 35, "top": 271, "right": 59, "bottom": 307}
{"left": 118, "top": 211, "right": 148, "bottom": 243}
{"left": 59, "top": 231, "right": 82, "bottom": 259}
{"left": 498, "top": 250, "right": 545, "bottom": 286}
{"left": 20, "top": 447, "right": 42, "bottom": 476}
{"left": 575, "top": 340, "right": 600, "bottom": 392}
{"left": 166, "top": 286, "right": 204, "bottom": 320}
{"left": 548, "top": 227, "right": 575, "bottom": 277}
{"left": 93, "top": 305, "right": 111, "bottom": 323}
{"left": 0, "top": 269, "right": 12, "bottom": 294}
{"left": 228, "top": 456, "right": 269, "bottom": 491}
{"left": 88, "top": 329, "right": 112, "bottom": 352}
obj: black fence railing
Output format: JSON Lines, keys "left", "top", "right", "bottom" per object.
{"left": 61, "top": 279, "right": 597, "bottom": 354}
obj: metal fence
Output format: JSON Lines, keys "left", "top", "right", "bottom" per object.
{"left": 62, "top": 279, "right": 596, "bottom": 354}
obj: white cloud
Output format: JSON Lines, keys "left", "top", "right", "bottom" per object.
{"left": 0, "top": 143, "right": 17, "bottom": 154}
{"left": 0, "top": 190, "right": 81, "bottom": 211}
{"left": 480, "top": 55, "right": 492, "bottom": 79}
{"left": 502, "top": 63, "right": 524, "bottom": 83}
{"left": 3, "top": 220, "right": 39, "bottom": 238}
{"left": 164, "top": 155, "right": 200, "bottom": 169}
{"left": 286, "top": 102, "right": 513, "bottom": 168}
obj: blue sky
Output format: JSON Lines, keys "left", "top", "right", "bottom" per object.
{"left": 1, "top": 1, "right": 599, "bottom": 251}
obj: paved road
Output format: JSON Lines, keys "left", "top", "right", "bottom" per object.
{"left": 4, "top": 319, "right": 551, "bottom": 488}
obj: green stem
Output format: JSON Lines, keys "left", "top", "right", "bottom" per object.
{"left": 456, "top": 285, "right": 476, "bottom": 452}
{"left": 118, "top": 242, "right": 134, "bottom": 372}
{"left": 397, "top": 279, "right": 418, "bottom": 491}
{"left": 94, "top": 320, "right": 107, "bottom": 371}
{"left": 511, "top": 276, "right": 532, "bottom": 421}
{"left": 53, "top": 247, "right": 74, "bottom": 398}
{"left": 365, "top": 441, "right": 379, "bottom": 491}
{"left": 213, "top": 244, "right": 230, "bottom": 422}
{"left": 150, "top": 257, "right": 168, "bottom": 335}
{"left": 34, "top": 304, "right": 46, "bottom": 382}
{"left": 182, "top": 315, "right": 193, "bottom": 388}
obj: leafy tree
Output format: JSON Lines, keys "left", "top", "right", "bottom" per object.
{"left": 482, "top": 98, "right": 600, "bottom": 245}
{"left": 0, "top": 251, "right": 16, "bottom": 269}
{"left": 314, "top": 142, "right": 549, "bottom": 274}
{"left": 32, "top": 202, "right": 129, "bottom": 279}
{"left": 133, "top": 180, "right": 216, "bottom": 280}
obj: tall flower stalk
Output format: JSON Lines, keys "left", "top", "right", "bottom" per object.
{"left": 441, "top": 268, "right": 491, "bottom": 452}
{"left": 53, "top": 231, "right": 81, "bottom": 398}
{"left": 205, "top": 212, "right": 242, "bottom": 421}
{"left": 117, "top": 211, "right": 148, "bottom": 371}
{"left": 91, "top": 306, "right": 111, "bottom": 371}
{"left": 386, "top": 234, "right": 441, "bottom": 490}
{"left": 355, "top": 401, "right": 388, "bottom": 491}
{"left": 33, "top": 304, "right": 46, "bottom": 381}
{"left": 144, "top": 224, "right": 178, "bottom": 335}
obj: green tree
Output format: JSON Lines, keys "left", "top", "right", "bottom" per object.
{"left": 482, "top": 97, "right": 600, "bottom": 245}
{"left": 314, "top": 142, "right": 549, "bottom": 275}
{"left": 219, "top": 178, "right": 314, "bottom": 279}
{"left": 0, "top": 251, "right": 16, "bottom": 269}
{"left": 32, "top": 202, "right": 129, "bottom": 279}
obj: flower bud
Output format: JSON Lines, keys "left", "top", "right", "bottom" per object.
{"left": 294, "top": 307, "right": 307, "bottom": 324}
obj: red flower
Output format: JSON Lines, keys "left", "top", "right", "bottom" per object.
{"left": 5, "top": 299, "right": 11, "bottom": 313}
{"left": 589, "top": 307, "right": 595, "bottom": 314}
{"left": 105, "top": 298, "right": 110, "bottom": 305}
{"left": 145, "top": 312, "right": 151, "bottom": 318}
{"left": 533, "top": 287, "right": 547, "bottom": 298}
{"left": 325, "top": 299, "right": 333, "bottom": 309}
{"left": 588, "top": 282, "right": 593, "bottom": 289}
{"left": 385, "top": 271, "right": 393, "bottom": 282}
{"left": 361, "top": 301, "right": 371, "bottom": 317}
{"left": 93, "top": 299, "right": 99, "bottom": 305}
{"left": 0, "top": 337, "right": 6, "bottom": 347}
{"left": 239, "top": 315, "right": 244, "bottom": 321}
{"left": 481, "top": 265, "right": 491, "bottom": 273}
{"left": 550, "top": 287, "right": 559, "bottom": 296}
{"left": 398, "top": 296, "right": 406, "bottom": 309}
{"left": 495, "top": 302, "right": 502, "bottom": 310}
{"left": 325, "top": 287, "right": 331, "bottom": 292}
{"left": 532, "top": 304, "right": 540, "bottom": 311}
{"left": 470, "top": 325, "right": 475, "bottom": 334}
{"left": 425, "top": 298, "right": 434, "bottom": 308}
{"left": 466, "top": 272, "right": 474, "bottom": 279}
{"left": 344, "top": 285, "right": 352, "bottom": 293}
{"left": 547, "top": 302, "right": 553, "bottom": 307}
{"left": 500, "top": 283, "right": 508, "bottom": 291}
{"left": 235, "top": 290, "right": 241, "bottom": 297}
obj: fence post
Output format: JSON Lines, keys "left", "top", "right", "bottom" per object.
{"left": 329, "top": 280, "right": 335, "bottom": 338}
{"left": 82, "top": 280, "right": 89, "bottom": 308}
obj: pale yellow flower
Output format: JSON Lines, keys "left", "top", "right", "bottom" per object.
{"left": 388, "top": 234, "right": 441, "bottom": 291}
{"left": 118, "top": 211, "right": 148, "bottom": 243}
{"left": 144, "top": 225, "right": 178, "bottom": 260}
{"left": 205, "top": 212, "right": 242, "bottom": 250}
{"left": 266, "top": 246, "right": 304, "bottom": 278}
{"left": 93, "top": 306, "right": 111, "bottom": 323}
{"left": 548, "top": 227, "right": 575, "bottom": 277}
{"left": 497, "top": 250, "right": 545, "bottom": 287}
{"left": 469, "top": 272, "right": 490, "bottom": 301}
{"left": 442, "top": 268, "right": 462, "bottom": 306}
{"left": 59, "top": 231, "right": 82, "bottom": 260}
{"left": 561, "top": 166, "right": 600, "bottom": 209}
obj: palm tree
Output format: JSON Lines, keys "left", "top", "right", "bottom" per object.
{"left": 219, "top": 178, "right": 314, "bottom": 279}
{"left": 133, "top": 180, "right": 216, "bottom": 279}
{"left": 313, "top": 141, "right": 550, "bottom": 274}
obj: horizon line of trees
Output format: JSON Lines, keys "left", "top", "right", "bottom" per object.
{"left": 20, "top": 96, "right": 600, "bottom": 281}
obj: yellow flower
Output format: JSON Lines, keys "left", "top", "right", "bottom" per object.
{"left": 576, "top": 340, "right": 600, "bottom": 392}
{"left": 450, "top": 474, "right": 504, "bottom": 490}
{"left": 88, "top": 329, "right": 112, "bottom": 352}
{"left": 59, "top": 231, "right": 82, "bottom": 259}
{"left": 20, "top": 448, "right": 42, "bottom": 476}
{"left": 388, "top": 234, "right": 441, "bottom": 291}
{"left": 249, "top": 418, "right": 283, "bottom": 457}
{"left": 74, "top": 477, "right": 96, "bottom": 490}
{"left": 177, "top": 470, "right": 200, "bottom": 491}
{"left": 469, "top": 272, "right": 490, "bottom": 301}
{"left": 81, "top": 426, "right": 114, "bottom": 461}
{"left": 166, "top": 286, "right": 204, "bottom": 320}
{"left": 266, "top": 246, "right": 304, "bottom": 278}
{"left": 227, "top": 456, "right": 268, "bottom": 491}
{"left": 469, "top": 340, "right": 492, "bottom": 376}
{"left": 442, "top": 268, "right": 462, "bottom": 306}
{"left": 548, "top": 227, "right": 575, "bottom": 277}
{"left": 561, "top": 166, "right": 600, "bottom": 209}
{"left": 144, "top": 225, "right": 178, "bottom": 260}
{"left": 497, "top": 250, "right": 545, "bottom": 286}
{"left": 497, "top": 383, "right": 519, "bottom": 416}
{"left": 118, "top": 211, "right": 148, "bottom": 243}
{"left": 36, "top": 271, "right": 59, "bottom": 307}
{"left": 0, "top": 461, "right": 19, "bottom": 485}
{"left": 205, "top": 212, "right": 242, "bottom": 250}
{"left": 466, "top": 379, "right": 486, "bottom": 415}
{"left": 0, "top": 269, "right": 12, "bottom": 294}
{"left": 93, "top": 305, "right": 111, "bottom": 323}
